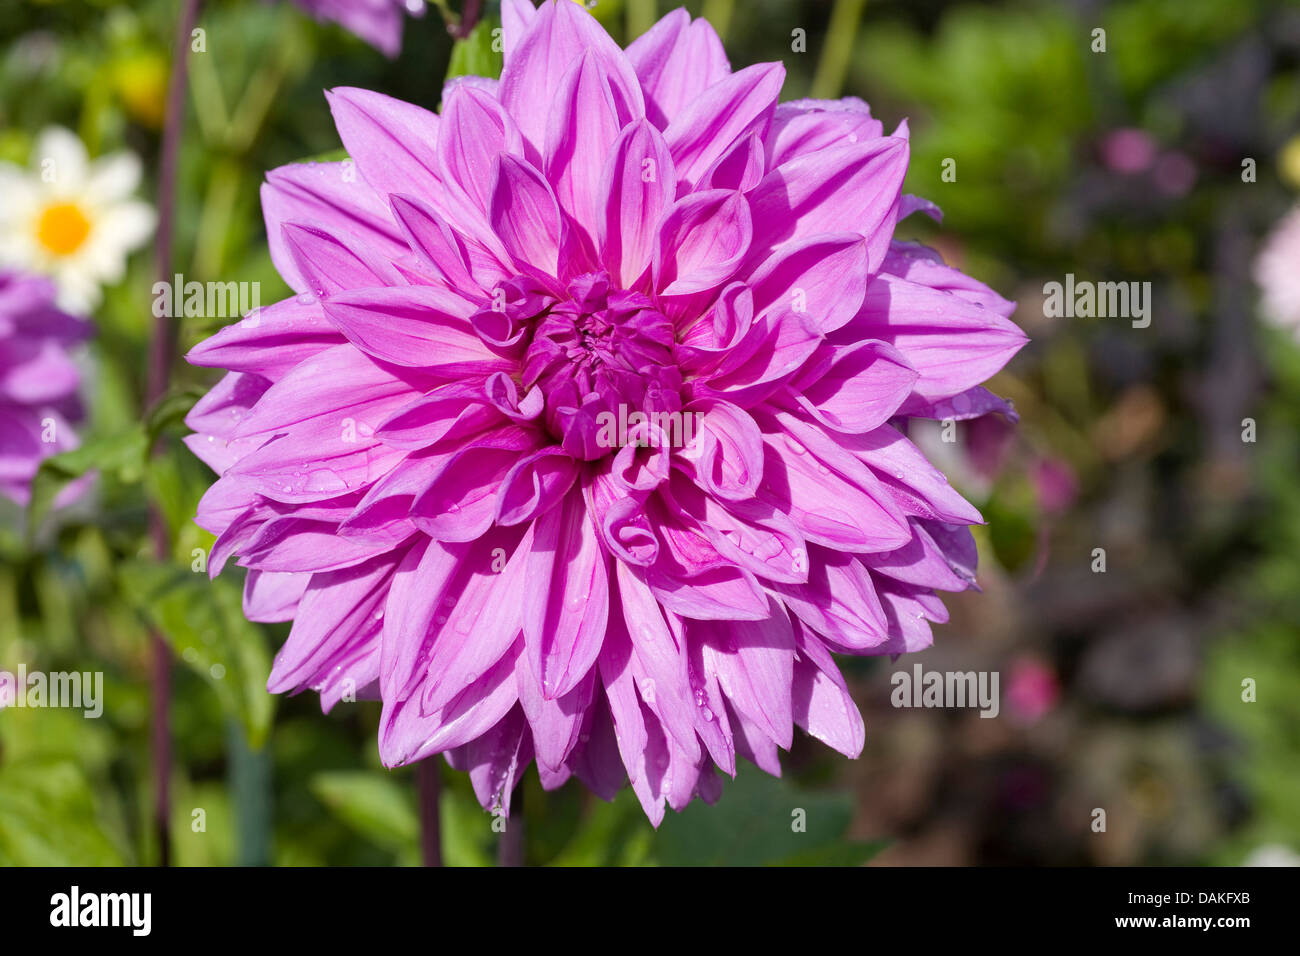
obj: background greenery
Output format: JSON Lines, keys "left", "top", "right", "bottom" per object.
{"left": 1, "top": 0, "right": 1297, "bottom": 866}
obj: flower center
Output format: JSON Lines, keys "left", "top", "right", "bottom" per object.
{"left": 520, "top": 273, "right": 682, "bottom": 460}
{"left": 36, "top": 202, "right": 92, "bottom": 257}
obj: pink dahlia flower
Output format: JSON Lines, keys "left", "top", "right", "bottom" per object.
{"left": 186, "top": 0, "right": 1026, "bottom": 823}
{"left": 0, "top": 269, "right": 88, "bottom": 506}
{"left": 289, "top": 0, "right": 425, "bottom": 58}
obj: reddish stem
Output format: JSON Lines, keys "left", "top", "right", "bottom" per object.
{"left": 417, "top": 760, "right": 443, "bottom": 866}
{"left": 149, "top": 0, "right": 204, "bottom": 867}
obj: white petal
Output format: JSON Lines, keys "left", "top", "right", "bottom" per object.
{"left": 86, "top": 152, "right": 143, "bottom": 203}
{"left": 52, "top": 264, "right": 100, "bottom": 313}
{"left": 33, "top": 127, "right": 89, "bottom": 192}
{"left": 0, "top": 165, "right": 36, "bottom": 225}
{"left": 96, "top": 200, "right": 156, "bottom": 251}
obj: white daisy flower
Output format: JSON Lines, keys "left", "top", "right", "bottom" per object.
{"left": 0, "top": 127, "right": 155, "bottom": 313}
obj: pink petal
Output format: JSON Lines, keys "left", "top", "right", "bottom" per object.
{"left": 522, "top": 489, "right": 610, "bottom": 699}
{"left": 749, "top": 136, "right": 908, "bottom": 272}
{"left": 776, "top": 546, "right": 889, "bottom": 650}
{"left": 838, "top": 272, "right": 1028, "bottom": 401}
{"left": 186, "top": 298, "right": 342, "bottom": 381}
{"left": 325, "top": 87, "right": 440, "bottom": 201}
{"left": 663, "top": 63, "right": 785, "bottom": 190}
{"left": 437, "top": 82, "right": 526, "bottom": 217}
{"left": 791, "top": 625, "right": 865, "bottom": 757}
{"left": 748, "top": 233, "right": 868, "bottom": 334}
{"left": 625, "top": 8, "right": 731, "bottom": 129}
{"left": 654, "top": 189, "right": 752, "bottom": 298}
{"left": 545, "top": 50, "right": 628, "bottom": 246}
{"left": 489, "top": 154, "right": 563, "bottom": 279}
{"left": 498, "top": 0, "right": 643, "bottom": 152}
{"left": 281, "top": 221, "right": 399, "bottom": 297}
{"left": 495, "top": 446, "right": 580, "bottom": 525}
{"left": 321, "top": 286, "right": 510, "bottom": 374}
{"left": 261, "top": 161, "right": 408, "bottom": 295}
{"left": 598, "top": 119, "right": 675, "bottom": 289}
{"left": 420, "top": 525, "right": 532, "bottom": 713}
{"left": 517, "top": 653, "right": 595, "bottom": 772}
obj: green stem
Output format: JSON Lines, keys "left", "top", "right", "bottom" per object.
{"left": 627, "top": 0, "right": 656, "bottom": 40}
{"left": 810, "top": 0, "right": 868, "bottom": 100}
{"left": 700, "top": 0, "right": 735, "bottom": 43}
{"left": 192, "top": 157, "right": 241, "bottom": 280}
{"left": 227, "top": 718, "right": 272, "bottom": 866}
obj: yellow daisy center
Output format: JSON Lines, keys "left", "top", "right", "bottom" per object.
{"left": 36, "top": 201, "right": 92, "bottom": 257}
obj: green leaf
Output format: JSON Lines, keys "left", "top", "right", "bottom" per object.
{"left": 547, "top": 790, "right": 654, "bottom": 866}
{"left": 438, "top": 779, "right": 496, "bottom": 867}
{"left": 772, "top": 839, "right": 889, "bottom": 867}
{"left": 289, "top": 148, "right": 350, "bottom": 164}
{"left": 119, "top": 559, "right": 274, "bottom": 748}
{"left": 445, "top": 19, "right": 503, "bottom": 83}
{"left": 0, "top": 760, "right": 128, "bottom": 866}
{"left": 144, "top": 386, "right": 204, "bottom": 448}
{"left": 310, "top": 771, "right": 417, "bottom": 858}
{"left": 27, "top": 423, "right": 148, "bottom": 534}
{"left": 650, "top": 768, "right": 875, "bottom": 866}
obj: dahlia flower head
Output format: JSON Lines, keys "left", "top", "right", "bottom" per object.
{"left": 290, "top": 0, "right": 425, "bottom": 58}
{"left": 186, "top": 0, "right": 1025, "bottom": 823}
{"left": 0, "top": 269, "right": 88, "bottom": 506}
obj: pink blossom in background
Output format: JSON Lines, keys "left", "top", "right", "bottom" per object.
{"left": 1099, "top": 128, "right": 1156, "bottom": 175}
{"left": 1255, "top": 204, "right": 1300, "bottom": 338}
{"left": 1032, "top": 458, "right": 1078, "bottom": 516}
{"left": 0, "top": 268, "right": 88, "bottom": 507}
{"left": 185, "top": 0, "right": 1026, "bottom": 822}
{"left": 1005, "top": 656, "right": 1060, "bottom": 724}
{"left": 1153, "top": 151, "right": 1197, "bottom": 198}
{"left": 289, "top": 0, "right": 425, "bottom": 58}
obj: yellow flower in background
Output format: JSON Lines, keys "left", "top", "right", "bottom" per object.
{"left": 0, "top": 127, "right": 155, "bottom": 313}
{"left": 113, "top": 51, "right": 168, "bottom": 130}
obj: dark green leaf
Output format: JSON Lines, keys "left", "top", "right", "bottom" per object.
{"left": 651, "top": 768, "right": 873, "bottom": 866}
{"left": 27, "top": 424, "right": 148, "bottom": 535}
{"left": 119, "top": 559, "right": 274, "bottom": 747}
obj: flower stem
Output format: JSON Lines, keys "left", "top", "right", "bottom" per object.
{"left": 498, "top": 786, "right": 524, "bottom": 867}
{"left": 148, "top": 0, "right": 203, "bottom": 867}
{"left": 627, "top": 0, "right": 656, "bottom": 40}
{"left": 417, "top": 759, "right": 443, "bottom": 866}
{"left": 227, "top": 718, "right": 272, "bottom": 866}
{"left": 810, "top": 0, "right": 868, "bottom": 100}
{"left": 700, "top": 0, "right": 735, "bottom": 42}
{"left": 451, "top": 0, "right": 483, "bottom": 39}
